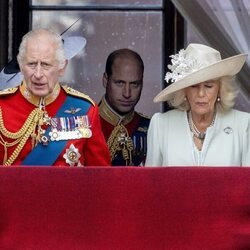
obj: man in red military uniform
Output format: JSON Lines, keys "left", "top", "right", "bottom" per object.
{"left": 99, "top": 49, "right": 150, "bottom": 166}
{"left": 0, "top": 28, "right": 110, "bottom": 166}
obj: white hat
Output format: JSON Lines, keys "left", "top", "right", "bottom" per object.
{"left": 62, "top": 36, "right": 86, "bottom": 60}
{"left": 154, "top": 43, "right": 247, "bottom": 103}
{"left": 0, "top": 36, "right": 87, "bottom": 90}
{"left": 0, "top": 70, "right": 23, "bottom": 89}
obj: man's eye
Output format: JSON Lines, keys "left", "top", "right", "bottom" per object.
{"left": 28, "top": 62, "right": 36, "bottom": 67}
{"left": 41, "top": 63, "right": 51, "bottom": 69}
{"left": 115, "top": 81, "right": 124, "bottom": 86}
{"left": 131, "top": 82, "right": 141, "bottom": 87}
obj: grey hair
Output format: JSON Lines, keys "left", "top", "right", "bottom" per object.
{"left": 166, "top": 76, "right": 238, "bottom": 112}
{"left": 17, "top": 28, "right": 66, "bottom": 69}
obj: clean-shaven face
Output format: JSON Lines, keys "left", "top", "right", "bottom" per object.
{"left": 103, "top": 57, "right": 143, "bottom": 115}
{"left": 185, "top": 80, "right": 220, "bottom": 116}
{"left": 20, "top": 33, "right": 66, "bottom": 97}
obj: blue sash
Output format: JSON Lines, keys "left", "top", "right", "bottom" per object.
{"left": 21, "top": 95, "right": 91, "bottom": 166}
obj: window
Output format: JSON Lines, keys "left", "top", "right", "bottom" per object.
{"left": 185, "top": 0, "right": 250, "bottom": 112}
{"left": 30, "top": 1, "right": 166, "bottom": 116}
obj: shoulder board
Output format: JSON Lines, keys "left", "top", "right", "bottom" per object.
{"left": 0, "top": 87, "right": 18, "bottom": 96}
{"left": 61, "top": 85, "right": 95, "bottom": 106}
{"left": 137, "top": 112, "right": 151, "bottom": 120}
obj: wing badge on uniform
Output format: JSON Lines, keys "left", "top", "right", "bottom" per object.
{"left": 64, "top": 107, "right": 82, "bottom": 114}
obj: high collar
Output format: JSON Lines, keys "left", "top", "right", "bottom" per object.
{"left": 20, "top": 81, "right": 60, "bottom": 107}
{"left": 99, "top": 96, "right": 135, "bottom": 126}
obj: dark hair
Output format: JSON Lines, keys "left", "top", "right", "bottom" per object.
{"left": 105, "top": 48, "right": 144, "bottom": 77}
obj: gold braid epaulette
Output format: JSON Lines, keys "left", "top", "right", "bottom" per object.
{"left": 0, "top": 87, "right": 18, "bottom": 96}
{"left": 0, "top": 107, "right": 45, "bottom": 166}
{"left": 61, "top": 85, "right": 95, "bottom": 106}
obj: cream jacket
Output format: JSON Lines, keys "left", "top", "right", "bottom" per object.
{"left": 145, "top": 109, "right": 250, "bottom": 166}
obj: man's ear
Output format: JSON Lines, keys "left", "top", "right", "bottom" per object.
{"left": 19, "top": 66, "right": 23, "bottom": 74}
{"left": 103, "top": 72, "right": 108, "bottom": 88}
{"left": 59, "top": 60, "right": 68, "bottom": 76}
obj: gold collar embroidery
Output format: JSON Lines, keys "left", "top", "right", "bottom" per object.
{"left": 99, "top": 97, "right": 135, "bottom": 126}
{"left": 20, "top": 81, "right": 60, "bottom": 106}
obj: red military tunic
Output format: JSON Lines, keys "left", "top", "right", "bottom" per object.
{"left": 99, "top": 97, "right": 150, "bottom": 166}
{"left": 0, "top": 83, "right": 111, "bottom": 166}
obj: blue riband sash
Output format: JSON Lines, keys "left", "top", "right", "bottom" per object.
{"left": 21, "top": 95, "right": 91, "bottom": 166}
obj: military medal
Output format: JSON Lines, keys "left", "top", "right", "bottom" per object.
{"left": 63, "top": 144, "right": 82, "bottom": 166}
{"left": 78, "top": 127, "right": 92, "bottom": 138}
{"left": 40, "top": 135, "right": 50, "bottom": 146}
{"left": 49, "top": 115, "right": 92, "bottom": 141}
{"left": 76, "top": 115, "right": 92, "bottom": 138}
{"left": 49, "top": 129, "right": 60, "bottom": 141}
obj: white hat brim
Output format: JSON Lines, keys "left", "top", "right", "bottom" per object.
{"left": 0, "top": 71, "right": 23, "bottom": 90}
{"left": 154, "top": 53, "right": 247, "bottom": 103}
{"left": 63, "top": 36, "right": 87, "bottom": 60}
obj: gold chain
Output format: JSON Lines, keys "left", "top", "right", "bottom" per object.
{"left": 107, "top": 125, "right": 123, "bottom": 161}
{"left": 107, "top": 124, "right": 134, "bottom": 165}
{"left": 0, "top": 107, "right": 41, "bottom": 139}
{"left": 0, "top": 107, "right": 46, "bottom": 165}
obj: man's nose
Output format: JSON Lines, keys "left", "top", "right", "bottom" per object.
{"left": 34, "top": 64, "right": 43, "bottom": 78}
{"left": 123, "top": 83, "right": 131, "bottom": 98}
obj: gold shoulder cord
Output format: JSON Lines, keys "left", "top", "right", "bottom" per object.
{"left": 0, "top": 107, "right": 46, "bottom": 166}
{"left": 107, "top": 124, "right": 134, "bottom": 166}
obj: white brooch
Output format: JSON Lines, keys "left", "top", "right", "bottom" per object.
{"left": 63, "top": 144, "right": 82, "bottom": 167}
{"left": 165, "top": 49, "right": 204, "bottom": 83}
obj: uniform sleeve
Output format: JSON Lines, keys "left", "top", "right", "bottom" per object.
{"left": 145, "top": 113, "right": 163, "bottom": 166}
{"left": 84, "top": 104, "right": 111, "bottom": 166}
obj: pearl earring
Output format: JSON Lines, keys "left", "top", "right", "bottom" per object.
{"left": 217, "top": 97, "right": 221, "bottom": 102}
{"left": 184, "top": 97, "right": 187, "bottom": 101}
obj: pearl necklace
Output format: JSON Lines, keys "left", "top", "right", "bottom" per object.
{"left": 188, "top": 111, "right": 216, "bottom": 141}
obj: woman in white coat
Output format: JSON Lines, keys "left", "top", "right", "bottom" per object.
{"left": 145, "top": 43, "right": 250, "bottom": 167}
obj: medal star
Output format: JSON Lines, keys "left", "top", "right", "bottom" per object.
{"left": 63, "top": 144, "right": 81, "bottom": 166}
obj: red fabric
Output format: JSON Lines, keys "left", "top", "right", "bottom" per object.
{"left": 0, "top": 87, "right": 110, "bottom": 166}
{"left": 0, "top": 167, "right": 249, "bottom": 249}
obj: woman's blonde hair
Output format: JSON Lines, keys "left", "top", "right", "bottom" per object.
{"left": 166, "top": 76, "right": 238, "bottom": 112}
